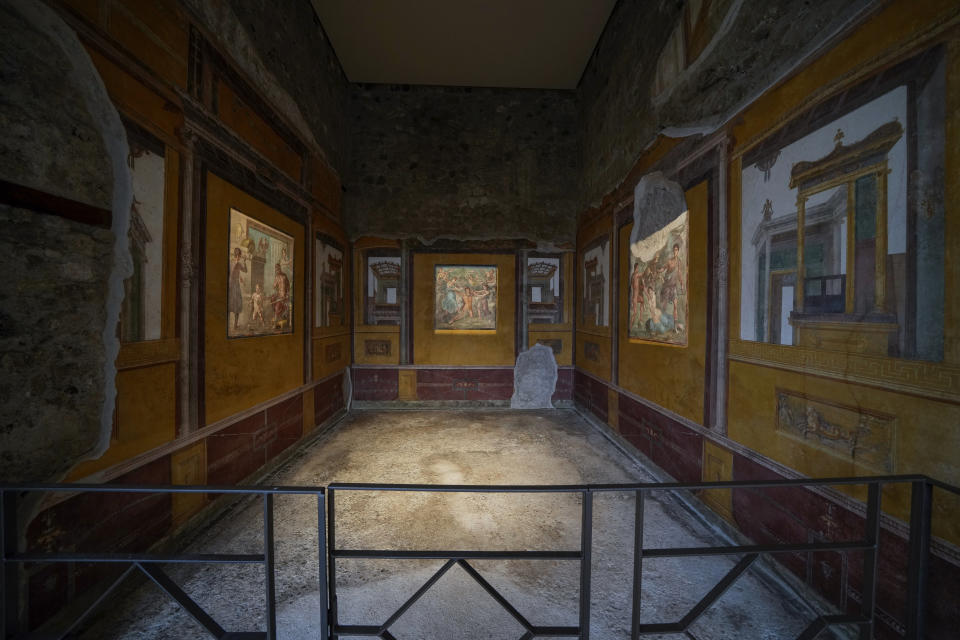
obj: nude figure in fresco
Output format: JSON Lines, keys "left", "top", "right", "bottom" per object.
{"left": 659, "top": 243, "right": 684, "bottom": 329}
{"left": 271, "top": 262, "right": 290, "bottom": 329}
{"left": 251, "top": 283, "right": 265, "bottom": 326}
{"left": 229, "top": 247, "right": 247, "bottom": 330}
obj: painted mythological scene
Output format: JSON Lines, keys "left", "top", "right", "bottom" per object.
{"left": 629, "top": 211, "right": 688, "bottom": 345}
{"left": 228, "top": 208, "right": 294, "bottom": 337}
{"left": 434, "top": 265, "right": 497, "bottom": 331}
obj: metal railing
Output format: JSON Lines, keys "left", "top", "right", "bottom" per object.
{"left": 2, "top": 474, "right": 958, "bottom": 639}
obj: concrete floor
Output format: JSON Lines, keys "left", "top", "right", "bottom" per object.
{"left": 80, "top": 409, "right": 842, "bottom": 639}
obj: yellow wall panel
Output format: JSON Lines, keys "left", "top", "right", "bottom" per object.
{"left": 398, "top": 370, "right": 417, "bottom": 400}
{"left": 107, "top": 3, "right": 188, "bottom": 89}
{"left": 218, "top": 81, "right": 302, "bottom": 182}
{"left": 528, "top": 330, "right": 573, "bottom": 366}
{"left": 618, "top": 180, "right": 709, "bottom": 425}
{"left": 413, "top": 253, "right": 516, "bottom": 365}
{"left": 354, "top": 330, "right": 401, "bottom": 365}
{"left": 204, "top": 173, "right": 304, "bottom": 424}
{"left": 313, "top": 335, "right": 350, "bottom": 380}
{"left": 575, "top": 332, "right": 611, "bottom": 381}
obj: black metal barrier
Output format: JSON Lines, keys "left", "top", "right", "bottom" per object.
{"left": 2, "top": 475, "right": 958, "bottom": 639}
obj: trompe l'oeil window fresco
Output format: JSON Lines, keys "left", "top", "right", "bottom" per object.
{"left": 434, "top": 265, "right": 498, "bottom": 331}
{"left": 315, "top": 233, "right": 344, "bottom": 328}
{"left": 120, "top": 123, "right": 165, "bottom": 343}
{"left": 228, "top": 208, "right": 294, "bottom": 337}
{"left": 581, "top": 236, "right": 610, "bottom": 328}
{"left": 527, "top": 256, "right": 563, "bottom": 325}
{"left": 739, "top": 47, "right": 945, "bottom": 361}
{"left": 364, "top": 250, "right": 401, "bottom": 325}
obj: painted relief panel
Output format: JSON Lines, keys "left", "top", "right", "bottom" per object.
{"left": 365, "top": 250, "right": 401, "bottom": 325}
{"left": 315, "top": 234, "right": 344, "bottom": 328}
{"left": 228, "top": 208, "right": 294, "bottom": 337}
{"left": 121, "top": 127, "right": 165, "bottom": 342}
{"left": 527, "top": 256, "right": 563, "bottom": 324}
{"left": 434, "top": 265, "right": 497, "bottom": 331}
{"left": 739, "top": 50, "right": 945, "bottom": 361}
{"left": 629, "top": 211, "right": 688, "bottom": 345}
{"left": 776, "top": 390, "right": 895, "bottom": 472}
{"left": 581, "top": 236, "right": 610, "bottom": 327}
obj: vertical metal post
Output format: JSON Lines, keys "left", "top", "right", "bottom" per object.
{"left": 579, "top": 491, "right": 593, "bottom": 640}
{"left": 630, "top": 490, "right": 645, "bottom": 640}
{"left": 327, "top": 488, "right": 338, "bottom": 640}
{"left": 905, "top": 479, "right": 932, "bottom": 639}
{"left": 263, "top": 493, "right": 277, "bottom": 640}
{"left": 859, "top": 483, "right": 881, "bottom": 640}
{"left": 317, "top": 492, "right": 329, "bottom": 640}
{"left": 1, "top": 490, "right": 19, "bottom": 639}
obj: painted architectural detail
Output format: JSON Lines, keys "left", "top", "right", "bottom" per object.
{"left": 740, "top": 62, "right": 945, "bottom": 361}
{"left": 434, "top": 265, "right": 497, "bottom": 331}
{"left": 228, "top": 208, "right": 294, "bottom": 337}
{"left": 581, "top": 236, "right": 610, "bottom": 327}
{"left": 776, "top": 390, "right": 895, "bottom": 472}
{"left": 527, "top": 256, "right": 562, "bottom": 324}
{"left": 629, "top": 211, "right": 688, "bottom": 345}
{"left": 121, "top": 129, "right": 165, "bottom": 342}
{"left": 365, "top": 251, "right": 401, "bottom": 325}
{"left": 315, "top": 234, "right": 344, "bottom": 328}
{"left": 537, "top": 339, "right": 563, "bottom": 355}
{"left": 365, "top": 339, "right": 391, "bottom": 356}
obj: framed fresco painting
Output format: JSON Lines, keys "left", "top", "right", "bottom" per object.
{"left": 628, "top": 211, "right": 688, "bottom": 345}
{"left": 434, "top": 265, "right": 497, "bottom": 331}
{"left": 581, "top": 235, "right": 610, "bottom": 328}
{"left": 228, "top": 208, "right": 294, "bottom": 338}
{"left": 315, "top": 233, "right": 344, "bottom": 329}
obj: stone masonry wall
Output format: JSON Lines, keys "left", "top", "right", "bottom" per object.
{"left": 579, "top": 0, "right": 875, "bottom": 208}
{"left": 345, "top": 85, "right": 579, "bottom": 246}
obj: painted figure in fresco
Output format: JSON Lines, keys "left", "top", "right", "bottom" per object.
{"left": 451, "top": 286, "right": 476, "bottom": 323}
{"left": 271, "top": 263, "right": 291, "bottom": 329}
{"left": 251, "top": 283, "right": 265, "bottom": 326}
{"left": 279, "top": 246, "right": 293, "bottom": 270}
{"left": 659, "top": 243, "right": 684, "bottom": 329}
{"left": 229, "top": 247, "right": 247, "bottom": 329}
{"left": 644, "top": 285, "right": 675, "bottom": 334}
{"left": 437, "top": 271, "right": 462, "bottom": 323}
{"left": 477, "top": 283, "right": 492, "bottom": 319}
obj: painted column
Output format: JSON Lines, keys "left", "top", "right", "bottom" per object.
{"left": 795, "top": 195, "right": 807, "bottom": 312}
{"left": 874, "top": 167, "right": 889, "bottom": 313}
{"left": 845, "top": 180, "right": 856, "bottom": 314}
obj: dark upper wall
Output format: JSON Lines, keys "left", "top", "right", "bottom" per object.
{"left": 185, "top": 0, "right": 349, "bottom": 174}
{"left": 578, "top": 0, "right": 876, "bottom": 209}
{"left": 345, "top": 85, "right": 579, "bottom": 246}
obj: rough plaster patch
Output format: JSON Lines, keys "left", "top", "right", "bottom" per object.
{"left": 630, "top": 171, "right": 688, "bottom": 251}
{"left": 11, "top": 0, "right": 133, "bottom": 468}
{"left": 511, "top": 344, "right": 558, "bottom": 409}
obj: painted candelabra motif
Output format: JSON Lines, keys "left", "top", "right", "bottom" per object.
{"left": 628, "top": 211, "right": 688, "bottom": 345}
{"left": 228, "top": 208, "right": 294, "bottom": 337}
{"left": 434, "top": 265, "right": 497, "bottom": 331}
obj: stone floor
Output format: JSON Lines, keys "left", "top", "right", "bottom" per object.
{"left": 79, "top": 409, "right": 843, "bottom": 639}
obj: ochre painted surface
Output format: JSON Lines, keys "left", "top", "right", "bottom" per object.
{"left": 575, "top": 333, "right": 611, "bottom": 381}
{"left": 68, "top": 363, "right": 178, "bottom": 479}
{"left": 528, "top": 331, "right": 572, "bottom": 366}
{"left": 413, "top": 253, "right": 516, "bottom": 365}
{"left": 204, "top": 173, "right": 304, "bottom": 424}
{"left": 398, "top": 370, "right": 417, "bottom": 400}
{"left": 702, "top": 440, "right": 734, "bottom": 524}
{"left": 576, "top": 214, "right": 613, "bottom": 338}
{"left": 354, "top": 330, "right": 400, "bottom": 365}
{"left": 107, "top": 0, "right": 189, "bottom": 89}
{"left": 171, "top": 441, "right": 206, "bottom": 526}
{"left": 161, "top": 148, "right": 181, "bottom": 336}
{"left": 618, "top": 181, "right": 708, "bottom": 425}
{"left": 727, "top": 360, "right": 960, "bottom": 543}
{"left": 723, "top": 7, "right": 960, "bottom": 545}
{"left": 217, "top": 81, "right": 302, "bottom": 183}
{"left": 85, "top": 48, "right": 182, "bottom": 144}
{"left": 313, "top": 334, "right": 351, "bottom": 380}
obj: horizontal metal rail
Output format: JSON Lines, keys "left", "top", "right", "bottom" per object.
{"left": 1, "top": 485, "right": 326, "bottom": 640}
{"left": 2, "top": 474, "right": 957, "bottom": 640}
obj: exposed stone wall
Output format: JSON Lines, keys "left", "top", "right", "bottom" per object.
{"left": 345, "top": 85, "right": 579, "bottom": 246}
{"left": 186, "top": 0, "right": 350, "bottom": 172}
{"left": 0, "top": 1, "right": 128, "bottom": 482}
{"left": 579, "top": 0, "right": 875, "bottom": 207}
